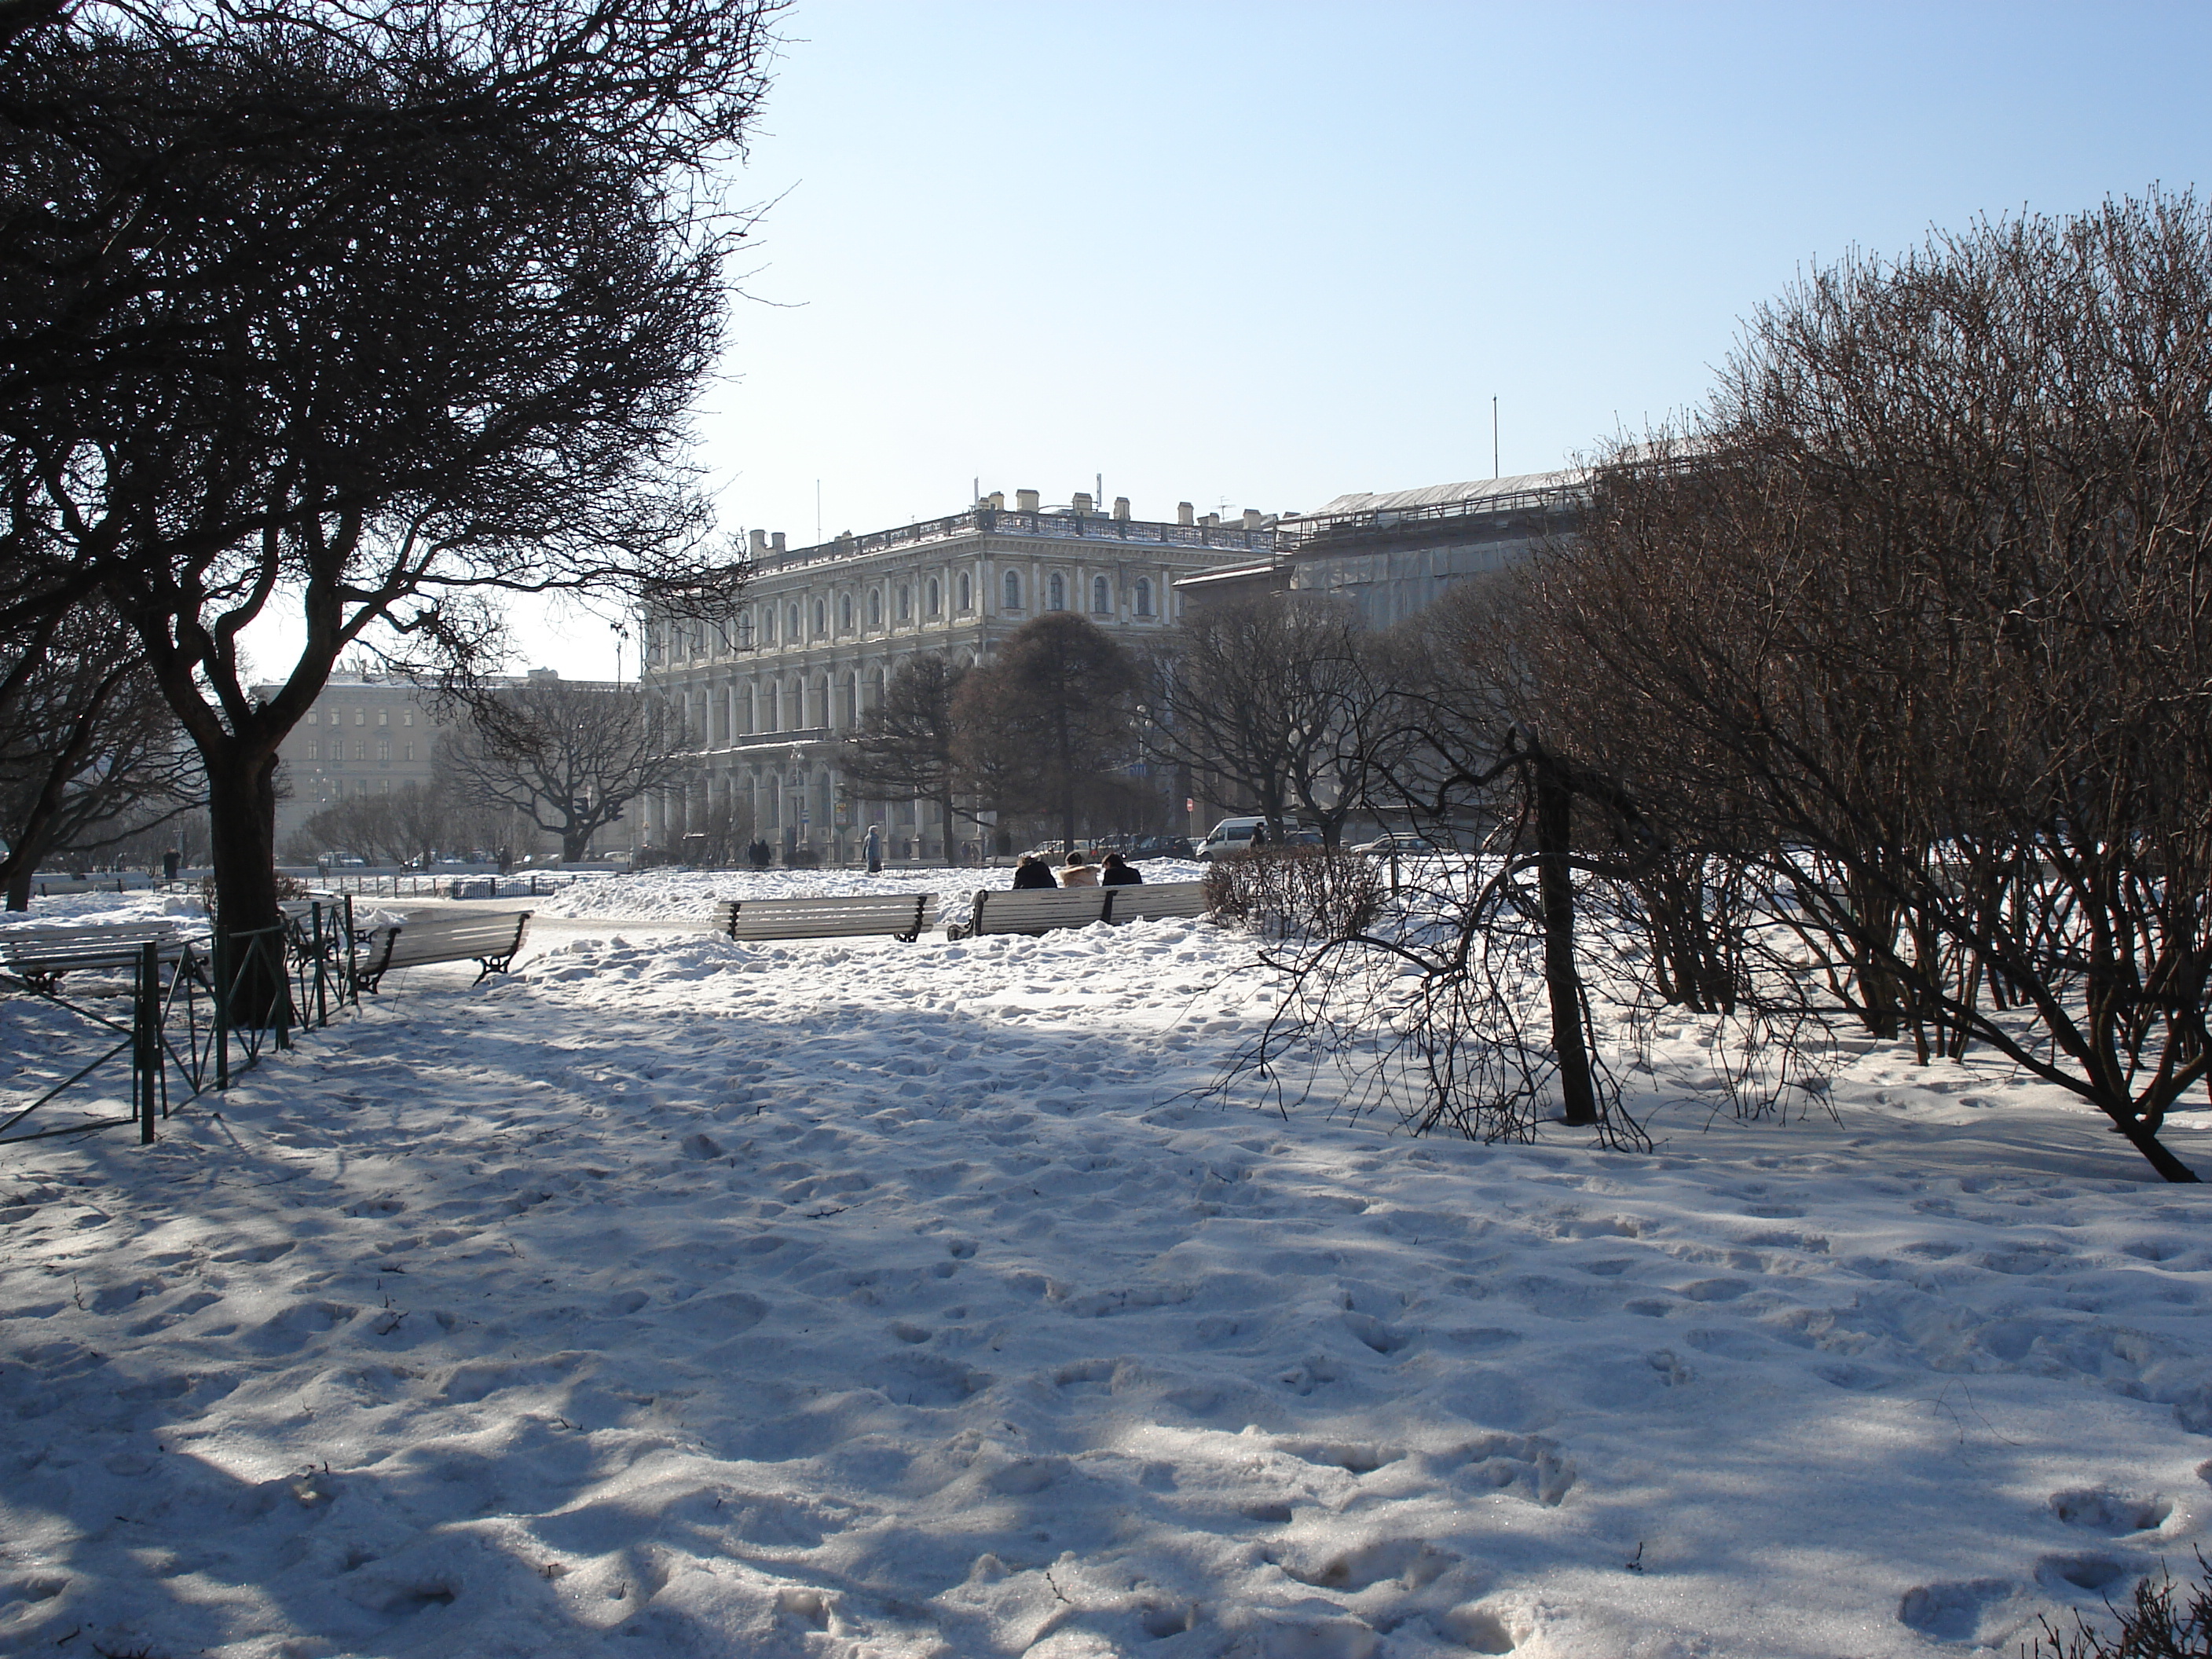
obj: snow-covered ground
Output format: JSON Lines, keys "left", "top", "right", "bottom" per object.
{"left": 5, "top": 875, "right": 2212, "bottom": 1657}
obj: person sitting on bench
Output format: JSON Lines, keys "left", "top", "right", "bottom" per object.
{"left": 1100, "top": 851, "right": 1144, "bottom": 886}
{"left": 1011, "top": 853, "right": 1057, "bottom": 890}
{"left": 1058, "top": 851, "right": 1100, "bottom": 888}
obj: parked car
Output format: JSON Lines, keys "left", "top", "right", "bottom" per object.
{"left": 1351, "top": 831, "right": 1445, "bottom": 858}
{"left": 1130, "top": 835, "right": 1195, "bottom": 861}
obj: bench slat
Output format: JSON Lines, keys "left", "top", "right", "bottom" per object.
{"left": 1103, "top": 881, "right": 1209, "bottom": 923}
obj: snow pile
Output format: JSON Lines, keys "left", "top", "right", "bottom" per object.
{"left": 2, "top": 880, "right": 2211, "bottom": 1656}
{"left": 0, "top": 888, "right": 205, "bottom": 934}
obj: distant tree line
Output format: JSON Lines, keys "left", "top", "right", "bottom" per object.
{"left": 837, "top": 599, "right": 1412, "bottom": 853}
{"left": 282, "top": 679, "right": 692, "bottom": 865}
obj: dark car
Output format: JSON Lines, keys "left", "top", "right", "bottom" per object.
{"left": 1130, "top": 835, "right": 1196, "bottom": 861}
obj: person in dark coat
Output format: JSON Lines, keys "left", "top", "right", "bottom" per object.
{"left": 1010, "top": 853, "right": 1057, "bottom": 889}
{"left": 1099, "top": 851, "right": 1143, "bottom": 885}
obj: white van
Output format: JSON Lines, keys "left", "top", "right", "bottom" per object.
{"left": 1196, "top": 817, "right": 1320, "bottom": 861}
{"left": 1196, "top": 817, "right": 1264, "bottom": 861}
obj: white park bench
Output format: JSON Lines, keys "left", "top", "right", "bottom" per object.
{"left": 352, "top": 910, "right": 533, "bottom": 994}
{"left": 716, "top": 892, "right": 936, "bottom": 945}
{"left": 0, "top": 921, "right": 195, "bottom": 994}
{"left": 1100, "top": 881, "right": 1210, "bottom": 924}
{"left": 947, "top": 880, "right": 1213, "bottom": 939}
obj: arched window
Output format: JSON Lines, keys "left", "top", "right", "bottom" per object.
{"left": 958, "top": 573, "right": 972, "bottom": 611}
{"left": 788, "top": 602, "right": 801, "bottom": 641}
{"left": 762, "top": 606, "right": 776, "bottom": 644}
{"left": 867, "top": 590, "right": 881, "bottom": 628}
{"left": 927, "top": 578, "right": 940, "bottom": 616}
{"left": 766, "top": 683, "right": 779, "bottom": 731}
{"left": 813, "top": 599, "right": 826, "bottom": 635}
{"left": 1003, "top": 570, "right": 1021, "bottom": 610}
{"left": 897, "top": 584, "right": 910, "bottom": 621}
{"left": 1093, "top": 576, "right": 1110, "bottom": 613}
{"left": 846, "top": 672, "right": 860, "bottom": 725}
{"left": 840, "top": 593, "right": 854, "bottom": 631}
{"left": 871, "top": 668, "right": 886, "bottom": 710}
{"left": 1134, "top": 577, "right": 1152, "bottom": 617}
{"left": 1047, "top": 573, "right": 1065, "bottom": 610}
{"left": 815, "top": 676, "right": 830, "bottom": 727}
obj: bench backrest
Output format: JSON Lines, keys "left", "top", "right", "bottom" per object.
{"left": 966, "top": 886, "right": 1113, "bottom": 936}
{"left": 0, "top": 921, "right": 189, "bottom": 974}
{"left": 1103, "top": 881, "right": 1209, "bottom": 924}
{"left": 720, "top": 893, "right": 933, "bottom": 943}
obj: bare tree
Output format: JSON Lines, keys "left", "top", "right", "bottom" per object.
{"left": 0, "top": 604, "right": 200, "bottom": 907}
{"left": 838, "top": 652, "right": 972, "bottom": 847}
{"left": 438, "top": 679, "right": 690, "bottom": 862}
{"left": 0, "top": 0, "right": 770, "bottom": 994}
{"left": 955, "top": 614, "right": 1139, "bottom": 850}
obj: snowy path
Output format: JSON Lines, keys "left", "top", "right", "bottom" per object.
{"left": 5, "top": 882, "right": 2212, "bottom": 1657}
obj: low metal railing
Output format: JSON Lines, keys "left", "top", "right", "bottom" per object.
{"left": 1, "top": 903, "right": 362, "bottom": 1148}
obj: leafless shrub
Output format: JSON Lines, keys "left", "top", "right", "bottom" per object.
{"left": 2031, "top": 1551, "right": 2212, "bottom": 1657}
{"left": 1520, "top": 190, "right": 2212, "bottom": 1181}
{"left": 1204, "top": 847, "right": 1385, "bottom": 941}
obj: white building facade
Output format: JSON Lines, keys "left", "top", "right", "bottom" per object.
{"left": 639, "top": 491, "right": 1279, "bottom": 863}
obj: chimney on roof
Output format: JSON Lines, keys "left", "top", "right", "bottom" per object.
{"left": 1016, "top": 489, "right": 1040, "bottom": 512}
{"left": 1200, "top": 512, "right": 1220, "bottom": 528}
{"left": 1072, "top": 492, "right": 1093, "bottom": 517}
{"left": 1242, "top": 508, "right": 1262, "bottom": 530}
{"left": 771, "top": 531, "right": 786, "bottom": 553}
{"left": 749, "top": 529, "right": 768, "bottom": 556}
{"left": 1177, "top": 501, "right": 1195, "bottom": 526}
{"left": 987, "top": 492, "right": 1005, "bottom": 510}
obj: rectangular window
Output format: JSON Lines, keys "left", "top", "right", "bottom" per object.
{"left": 306, "top": 710, "right": 318, "bottom": 725}
{"left": 403, "top": 710, "right": 415, "bottom": 727}
{"left": 377, "top": 710, "right": 389, "bottom": 727}
{"left": 377, "top": 738, "right": 390, "bottom": 761}
{"left": 403, "top": 743, "right": 415, "bottom": 762}
{"left": 355, "top": 740, "right": 367, "bottom": 760}
{"left": 354, "top": 710, "right": 366, "bottom": 726}
{"left": 306, "top": 741, "right": 320, "bottom": 760}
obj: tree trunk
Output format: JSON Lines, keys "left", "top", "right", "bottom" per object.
{"left": 4, "top": 859, "right": 35, "bottom": 912}
{"left": 1533, "top": 750, "right": 1599, "bottom": 1127}
{"left": 206, "top": 746, "right": 290, "bottom": 1029}
{"left": 2112, "top": 1109, "right": 2202, "bottom": 1183}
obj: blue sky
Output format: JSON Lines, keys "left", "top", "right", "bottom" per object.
{"left": 515, "top": 0, "right": 2212, "bottom": 673}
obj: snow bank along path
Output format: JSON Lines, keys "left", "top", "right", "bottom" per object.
{"left": 4, "top": 879, "right": 2212, "bottom": 1657}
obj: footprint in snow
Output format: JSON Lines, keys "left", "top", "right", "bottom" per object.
{"left": 1896, "top": 1579, "right": 2018, "bottom": 1642}
{"left": 2050, "top": 1489, "right": 2170, "bottom": 1534}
